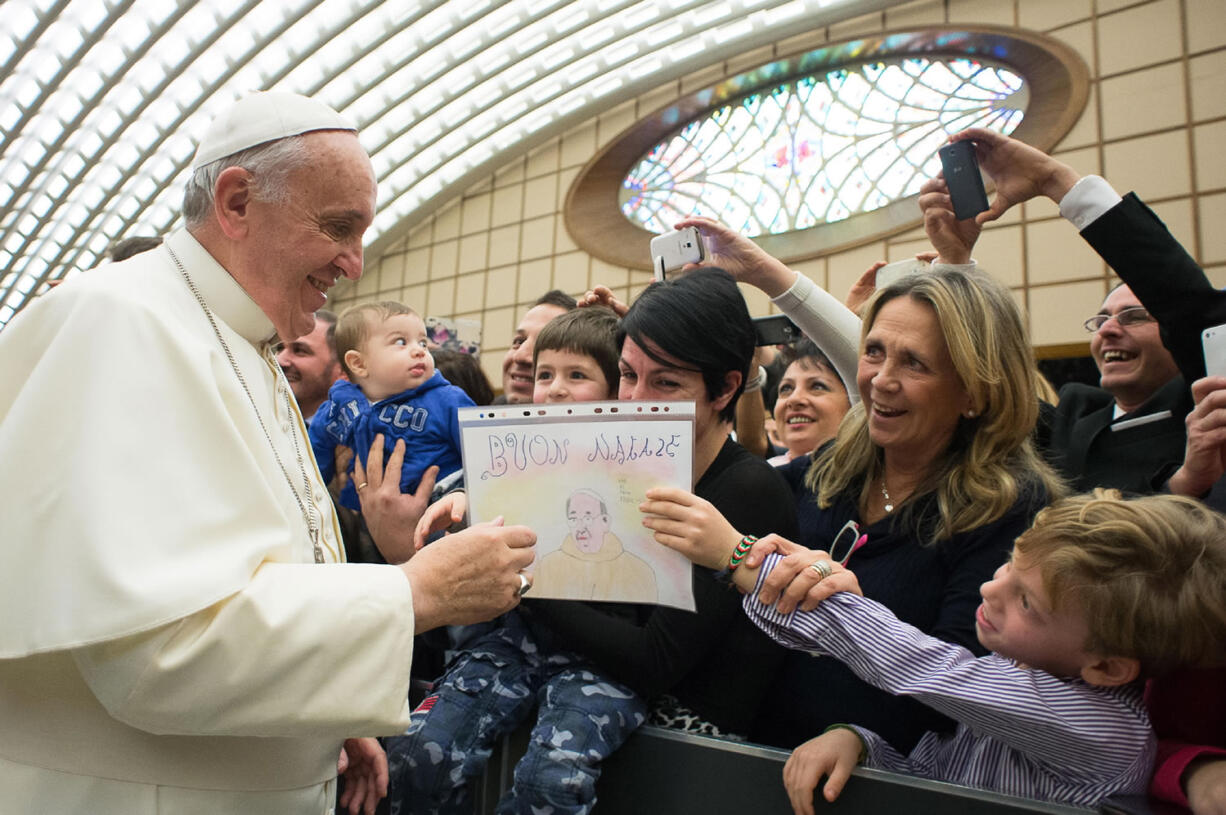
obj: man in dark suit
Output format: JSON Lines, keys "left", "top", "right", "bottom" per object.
{"left": 919, "top": 127, "right": 1226, "bottom": 494}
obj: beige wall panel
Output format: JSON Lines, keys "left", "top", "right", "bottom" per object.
{"left": 829, "top": 11, "right": 884, "bottom": 39}
{"left": 523, "top": 174, "right": 559, "bottom": 219}
{"left": 455, "top": 272, "right": 486, "bottom": 313}
{"left": 355, "top": 264, "right": 379, "bottom": 297}
{"left": 1186, "top": 0, "right": 1226, "bottom": 53}
{"left": 403, "top": 247, "right": 431, "bottom": 286}
{"left": 1206, "top": 265, "right": 1226, "bottom": 289}
{"left": 886, "top": 0, "right": 946, "bottom": 27}
{"left": 427, "top": 277, "right": 455, "bottom": 316}
{"left": 408, "top": 222, "right": 431, "bottom": 249}
{"left": 555, "top": 212, "right": 580, "bottom": 254}
{"left": 791, "top": 257, "right": 828, "bottom": 295}
{"left": 457, "top": 232, "right": 489, "bottom": 274}
{"left": 680, "top": 65, "right": 725, "bottom": 96}
{"left": 1199, "top": 193, "right": 1226, "bottom": 265}
{"left": 739, "top": 282, "right": 773, "bottom": 318}
{"left": 488, "top": 224, "right": 521, "bottom": 269}
{"left": 1046, "top": 21, "right": 1095, "bottom": 83}
{"left": 591, "top": 258, "right": 628, "bottom": 292}
{"left": 1194, "top": 121, "right": 1226, "bottom": 191}
{"left": 1103, "top": 130, "right": 1192, "bottom": 200}
{"left": 1145, "top": 199, "right": 1196, "bottom": 259}
{"left": 1097, "top": 0, "right": 1182, "bottom": 76}
{"left": 775, "top": 28, "right": 827, "bottom": 56}
{"left": 1025, "top": 218, "right": 1106, "bottom": 284}
{"left": 637, "top": 82, "right": 681, "bottom": 119}
{"left": 495, "top": 158, "right": 526, "bottom": 186}
{"left": 597, "top": 100, "right": 638, "bottom": 147}
{"left": 491, "top": 183, "right": 523, "bottom": 228}
{"left": 1099, "top": 62, "right": 1186, "bottom": 140}
{"left": 1028, "top": 280, "right": 1108, "bottom": 345}
{"left": 1019, "top": 0, "right": 1092, "bottom": 31}
{"left": 974, "top": 224, "right": 1025, "bottom": 289}
{"left": 482, "top": 305, "right": 516, "bottom": 357}
{"left": 560, "top": 123, "right": 597, "bottom": 168}
{"left": 403, "top": 284, "right": 427, "bottom": 313}
{"left": 480, "top": 347, "right": 505, "bottom": 390}
{"left": 949, "top": 0, "right": 1012, "bottom": 25}
{"left": 553, "top": 251, "right": 591, "bottom": 295}
{"left": 461, "top": 193, "right": 491, "bottom": 234}
{"left": 828, "top": 242, "right": 887, "bottom": 306}
{"left": 517, "top": 258, "right": 553, "bottom": 303}
{"left": 888, "top": 237, "right": 936, "bottom": 262}
{"left": 485, "top": 264, "right": 519, "bottom": 310}
{"left": 434, "top": 202, "right": 461, "bottom": 241}
{"left": 526, "top": 140, "right": 560, "bottom": 178}
{"left": 520, "top": 215, "right": 555, "bottom": 260}
{"left": 1189, "top": 50, "right": 1226, "bottom": 122}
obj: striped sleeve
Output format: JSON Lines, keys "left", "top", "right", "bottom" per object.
{"left": 744, "top": 555, "right": 1153, "bottom": 784}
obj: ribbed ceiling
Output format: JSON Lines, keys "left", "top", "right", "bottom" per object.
{"left": 0, "top": 0, "right": 899, "bottom": 329}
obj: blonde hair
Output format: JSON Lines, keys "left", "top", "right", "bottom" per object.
{"left": 809, "top": 268, "right": 1065, "bottom": 540}
{"left": 1016, "top": 489, "right": 1226, "bottom": 677}
{"left": 335, "top": 301, "right": 418, "bottom": 378}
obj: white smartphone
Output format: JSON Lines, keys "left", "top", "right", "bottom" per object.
{"left": 875, "top": 258, "right": 930, "bottom": 288}
{"left": 650, "top": 227, "right": 706, "bottom": 281}
{"left": 1204, "top": 323, "right": 1226, "bottom": 377}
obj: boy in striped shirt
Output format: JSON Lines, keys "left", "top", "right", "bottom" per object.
{"left": 644, "top": 489, "right": 1226, "bottom": 811}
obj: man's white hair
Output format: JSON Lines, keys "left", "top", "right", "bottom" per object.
{"left": 182, "top": 135, "right": 310, "bottom": 228}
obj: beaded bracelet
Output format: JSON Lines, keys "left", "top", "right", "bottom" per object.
{"left": 727, "top": 535, "right": 758, "bottom": 571}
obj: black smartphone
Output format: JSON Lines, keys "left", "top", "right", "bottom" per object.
{"left": 938, "top": 140, "right": 990, "bottom": 221}
{"left": 753, "top": 314, "right": 802, "bottom": 346}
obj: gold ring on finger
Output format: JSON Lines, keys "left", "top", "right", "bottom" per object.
{"left": 809, "top": 559, "right": 833, "bottom": 580}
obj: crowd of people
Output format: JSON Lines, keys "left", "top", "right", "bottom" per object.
{"left": 1, "top": 91, "right": 1224, "bottom": 815}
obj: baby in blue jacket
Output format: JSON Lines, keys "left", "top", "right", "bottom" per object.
{"left": 309, "top": 301, "right": 473, "bottom": 511}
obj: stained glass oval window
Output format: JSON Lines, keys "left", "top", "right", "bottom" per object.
{"left": 619, "top": 57, "right": 1027, "bottom": 237}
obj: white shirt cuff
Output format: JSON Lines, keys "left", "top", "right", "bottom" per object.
{"left": 1059, "top": 175, "right": 1123, "bottom": 231}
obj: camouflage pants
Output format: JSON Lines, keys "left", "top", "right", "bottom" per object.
{"left": 386, "top": 612, "right": 647, "bottom": 815}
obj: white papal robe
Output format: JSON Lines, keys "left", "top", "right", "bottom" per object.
{"left": 0, "top": 230, "right": 415, "bottom": 813}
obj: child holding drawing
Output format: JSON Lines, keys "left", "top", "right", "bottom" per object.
{"left": 387, "top": 271, "right": 798, "bottom": 815}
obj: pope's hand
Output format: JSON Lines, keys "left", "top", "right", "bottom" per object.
{"left": 401, "top": 519, "right": 536, "bottom": 632}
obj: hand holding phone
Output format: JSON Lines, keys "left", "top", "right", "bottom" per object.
{"left": 650, "top": 226, "right": 706, "bottom": 281}
{"left": 938, "top": 140, "right": 990, "bottom": 221}
{"left": 1204, "top": 324, "right": 1226, "bottom": 377}
{"left": 753, "top": 314, "right": 802, "bottom": 346}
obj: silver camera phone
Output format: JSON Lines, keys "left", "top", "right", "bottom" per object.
{"left": 650, "top": 227, "right": 706, "bottom": 281}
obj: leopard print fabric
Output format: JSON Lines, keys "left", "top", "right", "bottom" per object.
{"left": 647, "top": 694, "right": 746, "bottom": 742}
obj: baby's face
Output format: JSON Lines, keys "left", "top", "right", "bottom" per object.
{"left": 533, "top": 348, "right": 612, "bottom": 404}
{"left": 975, "top": 549, "right": 1094, "bottom": 678}
{"left": 358, "top": 312, "right": 434, "bottom": 402}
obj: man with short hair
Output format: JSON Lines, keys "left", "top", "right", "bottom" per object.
{"left": 499, "top": 289, "right": 576, "bottom": 403}
{"left": 278, "top": 307, "right": 343, "bottom": 421}
{"left": 0, "top": 91, "right": 535, "bottom": 813}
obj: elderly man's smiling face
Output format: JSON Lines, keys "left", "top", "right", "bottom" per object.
{"left": 241, "top": 131, "right": 376, "bottom": 342}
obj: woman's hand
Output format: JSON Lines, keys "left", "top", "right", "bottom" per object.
{"left": 783, "top": 728, "right": 863, "bottom": 815}
{"left": 578, "top": 285, "right": 630, "bottom": 316}
{"left": 673, "top": 216, "right": 797, "bottom": 297}
{"left": 757, "top": 549, "right": 863, "bottom": 615}
{"left": 946, "top": 128, "right": 1082, "bottom": 222}
{"left": 337, "top": 737, "right": 388, "bottom": 815}
{"left": 413, "top": 490, "right": 468, "bottom": 551}
{"left": 353, "top": 435, "right": 438, "bottom": 564}
{"left": 918, "top": 176, "right": 982, "bottom": 265}
{"left": 640, "top": 486, "right": 742, "bottom": 570}
{"left": 845, "top": 261, "right": 885, "bottom": 314}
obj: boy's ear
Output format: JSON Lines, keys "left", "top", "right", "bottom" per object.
{"left": 1080, "top": 655, "right": 1140, "bottom": 687}
{"left": 344, "top": 349, "right": 367, "bottom": 380}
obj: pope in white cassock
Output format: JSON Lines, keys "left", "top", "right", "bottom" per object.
{"left": 0, "top": 92, "right": 536, "bottom": 814}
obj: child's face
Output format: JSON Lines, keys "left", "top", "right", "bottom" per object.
{"left": 355, "top": 313, "right": 434, "bottom": 402}
{"left": 975, "top": 549, "right": 1095, "bottom": 678}
{"left": 533, "top": 349, "right": 612, "bottom": 403}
